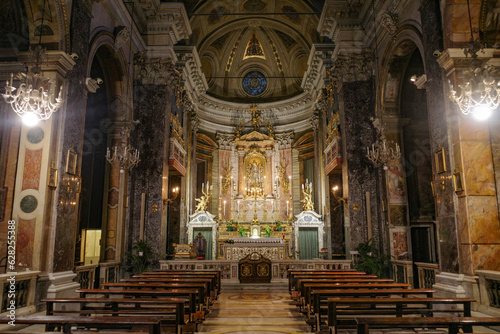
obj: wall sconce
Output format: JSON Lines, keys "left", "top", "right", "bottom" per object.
{"left": 332, "top": 185, "right": 348, "bottom": 204}
{"left": 163, "top": 186, "right": 179, "bottom": 205}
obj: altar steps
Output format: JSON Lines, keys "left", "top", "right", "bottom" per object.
{"left": 221, "top": 279, "right": 288, "bottom": 291}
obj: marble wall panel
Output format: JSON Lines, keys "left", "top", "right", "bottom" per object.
{"left": 490, "top": 119, "right": 500, "bottom": 226}
{"left": 393, "top": 232, "right": 408, "bottom": 259}
{"left": 456, "top": 196, "right": 470, "bottom": 244}
{"left": 329, "top": 173, "right": 344, "bottom": 255}
{"left": 16, "top": 218, "right": 36, "bottom": 268}
{"left": 462, "top": 141, "right": 495, "bottom": 196}
{"left": 460, "top": 244, "right": 474, "bottom": 276}
{"left": 471, "top": 244, "right": 500, "bottom": 271}
{"left": 467, "top": 196, "right": 500, "bottom": 244}
{"left": 21, "top": 148, "right": 42, "bottom": 191}
{"left": 279, "top": 149, "right": 293, "bottom": 222}
{"left": 219, "top": 150, "right": 232, "bottom": 222}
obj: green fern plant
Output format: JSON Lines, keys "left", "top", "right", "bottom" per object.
{"left": 355, "top": 238, "right": 391, "bottom": 278}
{"left": 125, "top": 240, "right": 159, "bottom": 274}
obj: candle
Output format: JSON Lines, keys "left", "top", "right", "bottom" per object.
{"left": 286, "top": 200, "right": 289, "bottom": 218}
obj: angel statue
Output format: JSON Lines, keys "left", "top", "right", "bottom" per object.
{"left": 195, "top": 181, "right": 213, "bottom": 212}
{"left": 301, "top": 180, "right": 314, "bottom": 212}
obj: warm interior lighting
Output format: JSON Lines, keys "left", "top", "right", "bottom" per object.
{"left": 22, "top": 112, "right": 40, "bottom": 127}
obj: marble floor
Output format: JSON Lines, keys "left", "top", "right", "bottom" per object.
{"left": 197, "top": 290, "right": 310, "bottom": 334}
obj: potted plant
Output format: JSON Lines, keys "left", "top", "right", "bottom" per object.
{"left": 355, "top": 238, "right": 391, "bottom": 278}
{"left": 227, "top": 220, "right": 235, "bottom": 232}
{"left": 275, "top": 220, "right": 283, "bottom": 232}
{"left": 238, "top": 226, "right": 248, "bottom": 237}
{"left": 125, "top": 240, "right": 158, "bottom": 275}
{"left": 264, "top": 226, "right": 272, "bottom": 237}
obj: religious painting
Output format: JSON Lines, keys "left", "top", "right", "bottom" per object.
{"left": 453, "top": 172, "right": 463, "bottom": 192}
{"left": 480, "top": 0, "right": 500, "bottom": 47}
{"left": 66, "top": 148, "right": 77, "bottom": 175}
{"left": 387, "top": 160, "right": 405, "bottom": 204}
{"left": 435, "top": 147, "right": 446, "bottom": 174}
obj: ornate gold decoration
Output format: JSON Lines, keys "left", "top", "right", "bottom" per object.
{"left": 243, "top": 31, "right": 266, "bottom": 60}
{"left": 326, "top": 70, "right": 337, "bottom": 107}
{"left": 277, "top": 161, "right": 291, "bottom": 195}
{"left": 325, "top": 112, "right": 340, "bottom": 147}
{"left": 261, "top": 28, "right": 286, "bottom": 93}
{"left": 221, "top": 164, "right": 233, "bottom": 196}
{"left": 170, "top": 113, "right": 184, "bottom": 147}
{"left": 249, "top": 104, "right": 263, "bottom": 130}
{"left": 195, "top": 181, "right": 213, "bottom": 212}
{"left": 301, "top": 180, "right": 314, "bottom": 211}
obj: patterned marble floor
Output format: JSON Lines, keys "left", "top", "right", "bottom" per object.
{"left": 197, "top": 290, "right": 310, "bottom": 334}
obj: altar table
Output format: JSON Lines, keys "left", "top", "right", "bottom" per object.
{"left": 222, "top": 237, "right": 287, "bottom": 261}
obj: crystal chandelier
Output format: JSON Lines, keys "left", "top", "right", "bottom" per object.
{"left": 2, "top": 0, "right": 64, "bottom": 126}
{"left": 106, "top": 128, "right": 140, "bottom": 173}
{"left": 366, "top": 118, "right": 401, "bottom": 170}
{"left": 448, "top": 0, "right": 500, "bottom": 121}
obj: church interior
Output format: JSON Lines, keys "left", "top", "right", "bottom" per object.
{"left": 2, "top": 0, "right": 500, "bottom": 332}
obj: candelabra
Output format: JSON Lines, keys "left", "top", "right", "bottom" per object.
{"left": 447, "top": 0, "right": 500, "bottom": 121}
{"left": 2, "top": 0, "right": 64, "bottom": 126}
{"left": 163, "top": 186, "right": 179, "bottom": 205}
{"left": 195, "top": 181, "right": 213, "bottom": 212}
{"left": 331, "top": 185, "right": 347, "bottom": 206}
{"left": 366, "top": 118, "right": 401, "bottom": 170}
{"left": 301, "top": 179, "right": 314, "bottom": 212}
{"left": 106, "top": 128, "right": 140, "bottom": 173}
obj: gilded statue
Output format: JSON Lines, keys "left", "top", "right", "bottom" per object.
{"left": 301, "top": 181, "right": 314, "bottom": 211}
{"left": 250, "top": 104, "right": 263, "bottom": 130}
{"left": 195, "top": 181, "right": 213, "bottom": 212}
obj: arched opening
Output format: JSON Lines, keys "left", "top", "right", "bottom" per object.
{"left": 77, "top": 44, "right": 125, "bottom": 269}
{"left": 400, "top": 50, "right": 437, "bottom": 265}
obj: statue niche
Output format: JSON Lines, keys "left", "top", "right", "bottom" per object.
{"left": 244, "top": 149, "right": 266, "bottom": 195}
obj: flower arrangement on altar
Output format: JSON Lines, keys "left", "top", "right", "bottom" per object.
{"left": 227, "top": 220, "right": 235, "bottom": 231}
{"left": 275, "top": 220, "right": 283, "bottom": 231}
{"left": 225, "top": 239, "right": 235, "bottom": 244}
{"left": 320, "top": 248, "right": 328, "bottom": 252}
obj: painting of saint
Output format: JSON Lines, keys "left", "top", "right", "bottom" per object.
{"left": 387, "top": 161, "right": 405, "bottom": 204}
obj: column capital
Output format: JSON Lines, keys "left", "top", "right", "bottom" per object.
{"left": 275, "top": 132, "right": 294, "bottom": 149}
{"left": 134, "top": 55, "right": 180, "bottom": 85}
{"left": 331, "top": 52, "right": 373, "bottom": 83}
{"left": 216, "top": 132, "right": 235, "bottom": 151}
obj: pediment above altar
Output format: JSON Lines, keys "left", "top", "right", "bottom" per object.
{"left": 234, "top": 130, "right": 276, "bottom": 149}
{"left": 295, "top": 210, "right": 323, "bottom": 223}
{"left": 188, "top": 210, "right": 216, "bottom": 223}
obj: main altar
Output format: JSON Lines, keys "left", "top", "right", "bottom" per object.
{"left": 184, "top": 105, "right": 326, "bottom": 264}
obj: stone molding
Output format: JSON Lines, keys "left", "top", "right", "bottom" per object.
{"left": 114, "top": 26, "right": 130, "bottom": 50}
{"left": 302, "top": 44, "right": 335, "bottom": 93}
{"left": 174, "top": 46, "right": 208, "bottom": 101}
{"left": 134, "top": 56, "right": 179, "bottom": 85}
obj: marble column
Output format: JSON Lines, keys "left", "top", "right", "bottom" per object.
{"left": 339, "top": 78, "right": 383, "bottom": 252}
{"left": 311, "top": 113, "right": 321, "bottom": 213}
{"left": 420, "top": 0, "right": 460, "bottom": 275}
{"left": 129, "top": 74, "right": 173, "bottom": 257}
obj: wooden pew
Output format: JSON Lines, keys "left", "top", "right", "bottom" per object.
{"left": 0, "top": 315, "right": 165, "bottom": 334}
{"left": 355, "top": 316, "right": 500, "bottom": 334}
{"left": 143, "top": 270, "right": 221, "bottom": 293}
{"left": 296, "top": 278, "right": 394, "bottom": 300}
{"left": 123, "top": 277, "right": 216, "bottom": 302}
{"left": 102, "top": 282, "right": 209, "bottom": 311}
{"left": 133, "top": 274, "right": 218, "bottom": 298}
{"left": 309, "top": 288, "right": 435, "bottom": 331}
{"left": 326, "top": 297, "right": 475, "bottom": 334}
{"left": 76, "top": 288, "right": 199, "bottom": 320}
{"left": 301, "top": 283, "right": 410, "bottom": 313}
{"left": 289, "top": 271, "right": 366, "bottom": 291}
{"left": 42, "top": 297, "right": 186, "bottom": 332}
{"left": 292, "top": 274, "right": 377, "bottom": 292}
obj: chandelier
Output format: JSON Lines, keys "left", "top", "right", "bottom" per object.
{"left": 448, "top": 0, "right": 500, "bottom": 121}
{"left": 106, "top": 128, "right": 140, "bottom": 173}
{"left": 2, "top": 0, "right": 64, "bottom": 126}
{"left": 366, "top": 118, "right": 401, "bottom": 170}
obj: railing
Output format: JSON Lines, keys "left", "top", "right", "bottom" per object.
{"left": 74, "top": 264, "right": 98, "bottom": 289}
{"left": 0, "top": 271, "right": 40, "bottom": 314}
{"left": 160, "top": 259, "right": 352, "bottom": 280}
{"left": 99, "top": 261, "right": 120, "bottom": 286}
{"left": 415, "top": 262, "right": 439, "bottom": 289}
{"left": 391, "top": 260, "right": 413, "bottom": 285}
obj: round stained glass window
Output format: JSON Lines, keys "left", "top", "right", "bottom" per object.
{"left": 242, "top": 71, "right": 267, "bottom": 96}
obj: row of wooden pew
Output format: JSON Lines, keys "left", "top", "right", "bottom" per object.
{"left": 288, "top": 268, "right": 500, "bottom": 334}
{"left": 0, "top": 269, "right": 221, "bottom": 333}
